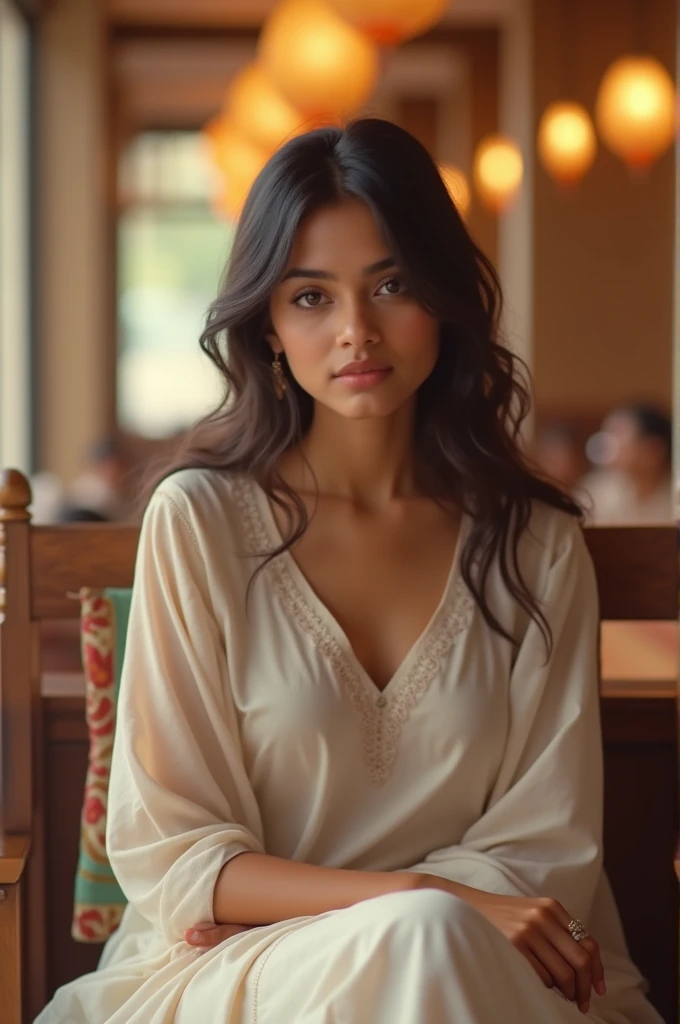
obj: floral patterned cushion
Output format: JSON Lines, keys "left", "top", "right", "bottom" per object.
{"left": 71, "top": 587, "right": 132, "bottom": 943}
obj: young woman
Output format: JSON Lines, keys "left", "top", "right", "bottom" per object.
{"left": 38, "top": 119, "right": 662, "bottom": 1024}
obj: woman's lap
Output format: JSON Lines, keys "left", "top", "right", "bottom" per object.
{"left": 38, "top": 890, "right": 611, "bottom": 1024}
{"left": 237, "top": 889, "right": 609, "bottom": 1024}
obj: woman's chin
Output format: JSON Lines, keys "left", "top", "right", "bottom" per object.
{"left": 326, "top": 393, "right": 412, "bottom": 420}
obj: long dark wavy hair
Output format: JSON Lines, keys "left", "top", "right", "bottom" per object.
{"left": 162, "top": 118, "right": 582, "bottom": 654}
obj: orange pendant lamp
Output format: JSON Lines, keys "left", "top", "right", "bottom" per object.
{"left": 473, "top": 135, "right": 523, "bottom": 214}
{"left": 258, "top": 0, "right": 379, "bottom": 119}
{"left": 204, "top": 119, "right": 269, "bottom": 221}
{"left": 537, "top": 101, "right": 597, "bottom": 187}
{"left": 439, "top": 164, "right": 471, "bottom": 219}
{"left": 326, "top": 0, "right": 449, "bottom": 47}
{"left": 224, "top": 63, "right": 307, "bottom": 155}
{"left": 595, "top": 56, "right": 676, "bottom": 171}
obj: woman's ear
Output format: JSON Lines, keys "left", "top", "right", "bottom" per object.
{"left": 266, "top": 330, "right": 283, "bottom": 355}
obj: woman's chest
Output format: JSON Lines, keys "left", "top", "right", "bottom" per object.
{"left": 229, "top": 578, "right": 512, "bottom": 791}
{"left": 274, "top": 501, "right": 462, "bottom": 692}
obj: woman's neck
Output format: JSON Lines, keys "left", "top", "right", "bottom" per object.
{"left": 281, "top": 401, "right": 421, "bottom": 508}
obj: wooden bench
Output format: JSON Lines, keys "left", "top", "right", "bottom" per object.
{"left": 0, "top": 468, "right": 677, "bottom": 1023}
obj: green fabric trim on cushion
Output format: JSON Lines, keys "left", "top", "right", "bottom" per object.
{"left": 107, "top": 587, "right": 133, "bottom": 702}
{"left": 72, "top": 587, "right": 133, "bottom": 943}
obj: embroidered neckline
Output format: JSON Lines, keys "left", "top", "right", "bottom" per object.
{"left": 233, "top": 476, "right": 475, "bottom": 786}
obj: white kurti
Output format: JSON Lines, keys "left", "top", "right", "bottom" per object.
{"left": 37, "top": 469, "right": 662, "bottom": 1024}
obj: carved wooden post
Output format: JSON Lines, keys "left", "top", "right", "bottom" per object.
{"left": 0, "top": 469, "right": 34, "bottom": 1023}
{"left": 0, "top": 469, "right": 33, "bottom": 835}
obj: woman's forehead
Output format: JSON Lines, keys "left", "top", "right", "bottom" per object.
{"left": 286, "top": 199, "right": 390, "bottom": 269}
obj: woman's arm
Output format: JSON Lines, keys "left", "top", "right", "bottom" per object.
{"left": 213, "top": 852, "right": 422, "bottom": 925}
{"left": 107, "top": 483, "right": 267, "bottom": 946}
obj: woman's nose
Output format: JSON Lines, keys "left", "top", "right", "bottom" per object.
{"left": 335, "top": 301, "right": 379, "bottom": 348}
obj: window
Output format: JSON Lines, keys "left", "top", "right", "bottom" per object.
{"left": 117, "top": 130, "right": 234, "bottom": 439}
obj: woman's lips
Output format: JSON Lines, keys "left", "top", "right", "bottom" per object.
{"left": 334, "top": 368, "right": 393, "bottom": 389}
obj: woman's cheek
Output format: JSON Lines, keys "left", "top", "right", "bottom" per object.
{"left": 389, "top": 309, "right": 440, "bottom": 360}
{"left": 283, "top": 329, "right": 333, "bottom": 387}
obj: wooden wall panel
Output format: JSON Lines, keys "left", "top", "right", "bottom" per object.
{"left": 531, "top": 0, "right": 675, "bottom": 421}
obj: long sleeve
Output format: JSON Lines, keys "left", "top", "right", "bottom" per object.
{"left": 410, "top": 518, "right": 603, "bottom": 923}
{"left": 106, "top": 486, "right": 265, "bottom": 946}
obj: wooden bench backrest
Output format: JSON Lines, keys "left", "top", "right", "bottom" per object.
{"left": 29, "top": 524, "right": 678, "bottom": 616}
{"left": 19, "top": 504, "right": 680, "bottom": 618}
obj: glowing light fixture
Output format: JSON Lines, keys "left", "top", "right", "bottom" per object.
{"left": 204, "top": 119, "right": 269, "bottom": 221}
{"left": 595, "top": 56, "right": 675, "bottom": 170}
{"left": 537, "top": 101, "right": 597, "bottom": 186}
{"left": 258, "top": 0, "right": 379, "bottom": 118}
{"left": 327, "top": 0, "right": 449, "bottom": 46}
{"left": 224, "top": 63, "right": 307, "bottom": 155}
{"left": 473, "top": 135, "right": 523, "bottom": 213}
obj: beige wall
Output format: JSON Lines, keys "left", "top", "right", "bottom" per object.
{"left": 38, "top": 0, "right": 108, "bottom": 483}
{"left": 531, "top": 0, "right": 675, "bottom": 421}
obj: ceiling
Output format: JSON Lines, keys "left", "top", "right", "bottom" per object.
{"left": 106, "top": 0, "right": 517, "bottom": 29}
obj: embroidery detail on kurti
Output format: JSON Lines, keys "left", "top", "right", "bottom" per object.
{"left": 234, "top": 476, "right": 475, "bottom": 785}
{"left": 251, "top": 931, "right": 297, "bottom": 1024}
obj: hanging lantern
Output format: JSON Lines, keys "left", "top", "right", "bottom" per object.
{"left": 203, "top": 115, "right": 225, "bottom": 152}
{"left": 439, "top": 164, "right": 471, "bottom": 218}
{"left": 473, "top": 135, "right": 523, "bottom": 213}
{"left": 595, "top": 56, "right": 675, "bottom": 170}
{"left": 258, "top": 0, "right": 379, "bottom": 118}
{"left": 538, "top": 101, "right": 597, "bottom": 187}
{"left": 326, "top": 0, "right": 448, "bottom": 47}
{"left": 203, "top": 119, "right": 269, "bottom": 221}
{"left": 224, "top": 63, "right": 307, "bottom": 155}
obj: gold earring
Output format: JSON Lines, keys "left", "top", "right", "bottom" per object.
{"left": 272, "top": 352, "right": 287, "bottom": 400}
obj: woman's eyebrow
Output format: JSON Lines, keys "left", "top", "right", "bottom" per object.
{"left": 281, "top": 257, "right": 396, "bottom": 282}
{"left": 282, "top": 267, "right": 335, "bottom": 281}
{"left": 364, "top": 257, "right": 397, "bottom": 275}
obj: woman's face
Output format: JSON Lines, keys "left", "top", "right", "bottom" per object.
{"left": 268, "top": 199, "right": 440, "bottom": 420}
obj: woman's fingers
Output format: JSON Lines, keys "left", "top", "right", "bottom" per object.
{"left": 184, "top": 922, "right": 250, "bottom": 948}
{"left": 580, "top": 936, "right": 606, "bottom": 997}
{"left": 521, "top": 948, "right": 554, "bottom": 989}
{"left": 457, "top": 889, "right": 605, "bottom": 1010}
{"left": 527, "top": 932, "right": 578, "bottom": 1005}
{"left": 539, "top": 900, "right": 606, "bottom": 1001}
{"left": 542, "top": 921, "right": 592, "bottom": 1012}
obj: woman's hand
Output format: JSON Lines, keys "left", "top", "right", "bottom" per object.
{"left": 184, "top": 922, "right": 251, "bottom": 951}
{"left": 422, "top": 878, "right": 606, "bottom": 1015}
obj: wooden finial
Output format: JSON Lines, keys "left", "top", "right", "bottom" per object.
{"left": 0, "top": 469, "right": 32, "bottom": 522}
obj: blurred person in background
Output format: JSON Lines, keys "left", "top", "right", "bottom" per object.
{"left": 28, "top": 470, "right": 66, "bottom": 523}
{"left": 582, "top": 403, "right": 672, "bottom": 525}
{"left": 57, "top": 437, "right": 130, "bottom": 522}
{"left": 532, "top": 421, "right": 589, "bottom": 499}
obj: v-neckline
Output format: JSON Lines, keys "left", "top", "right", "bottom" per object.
{"left": 248, "top": 477, "right": 469, "bottom": 700}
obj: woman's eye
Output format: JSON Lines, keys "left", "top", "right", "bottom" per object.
{"left": 293, "top": 289, "right": 327, "bottom": 308}
{"left": 377, "top": 277, "right": 405, "bottom": 296}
